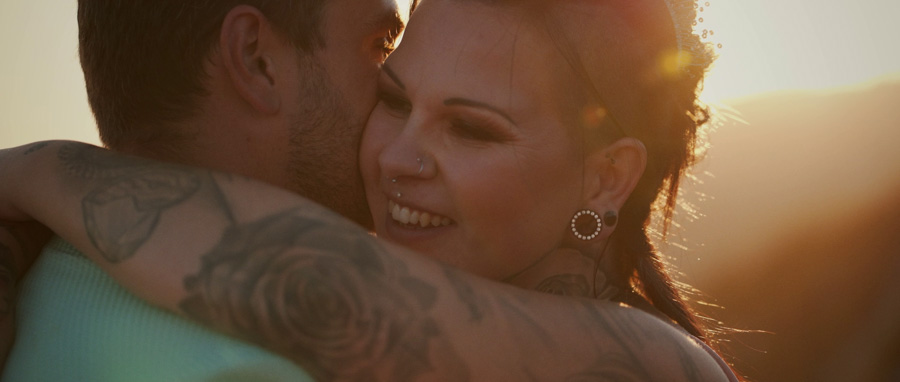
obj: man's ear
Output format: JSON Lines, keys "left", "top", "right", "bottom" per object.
{"left": 219, "top": 5, "right": 283, "bottom": 114}
{"left": 582, "top": 137, "right": 647, "bottom": 212}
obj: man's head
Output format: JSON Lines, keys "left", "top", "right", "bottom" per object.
{"left": 78, "top": 0, "right": 329, "bottom": 150}
{"left": 77, "top": 0, "right": 415, "bottom": 226}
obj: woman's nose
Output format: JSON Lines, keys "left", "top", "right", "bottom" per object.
{"left": 378, "top": 127, "right": 435, "bottom": 183}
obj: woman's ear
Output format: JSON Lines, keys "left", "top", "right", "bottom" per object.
{"left": 582, "top": 137, "right": 647, "bottom": 213}
{"left": 219, "top": 5, "right": 282, "bottom": 114}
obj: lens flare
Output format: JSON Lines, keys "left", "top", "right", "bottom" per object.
{"left": 660, "top": 49, "right": 694, "bottom": 80}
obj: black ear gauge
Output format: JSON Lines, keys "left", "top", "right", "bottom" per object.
{"left": 602, "top": 211, "right": 618, "bottom": 227}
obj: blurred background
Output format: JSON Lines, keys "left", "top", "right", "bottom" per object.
{"left": 2, "top": 0, "right": 899, "bottom": 381}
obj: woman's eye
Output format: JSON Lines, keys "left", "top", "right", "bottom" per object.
{"left": 450, "top": 118, "right": 503, "bottom": 142}
{"left": 377, "top": 90, "right": 411, "bottom": 117}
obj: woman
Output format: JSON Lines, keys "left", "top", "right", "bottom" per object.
{"left": 1, "top": 0, "right": 736, "bottom": 380}
{"left": 361, "top": 0, "right": 715, "bottom": 340}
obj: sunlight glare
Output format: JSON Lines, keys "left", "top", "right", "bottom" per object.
{"left": 660, "top": 49, "right": 695, "bottom": 80}
{"left": 699, "top": 0, "right": 900, "bottom": 102}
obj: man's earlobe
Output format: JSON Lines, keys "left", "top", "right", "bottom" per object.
{"left": 220, "top": 6, "right": 281, "bottom": 114}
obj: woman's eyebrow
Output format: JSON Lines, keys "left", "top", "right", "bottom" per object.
{"left": 383, "top": 64, "right": 515, "bottom": 125}
{"left": 444, "top": 98, "right": 517, "bottom": 125}
{"left": 382, "top": 64, "right": 405, "bottom": 90}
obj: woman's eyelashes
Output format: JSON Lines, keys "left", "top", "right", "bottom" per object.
{"left": 376, "top": 84, "right": 514, "bottom": 143}
{"left": 377, "top": 89, "right": 412, "bottom": 117}
{"left": 449, "top": 117, "right": 511, "bottom": 143}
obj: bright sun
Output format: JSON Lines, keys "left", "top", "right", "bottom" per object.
{"left": 698, "top": 0, "right": 900, "bottom": 102}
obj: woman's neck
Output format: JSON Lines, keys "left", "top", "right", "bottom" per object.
{"left": 505, "top": 247, "right": 620, "bottom": 299}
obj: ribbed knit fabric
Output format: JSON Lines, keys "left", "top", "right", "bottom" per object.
{"left": 2, "top": 237, "right": 313, "bottom": 382}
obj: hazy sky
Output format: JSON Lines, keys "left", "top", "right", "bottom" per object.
{"left": 701, "top": 0, "right": 900, "bottom": 100}
{"left": 2, "top": 0, "right": 899, "bottom": 147}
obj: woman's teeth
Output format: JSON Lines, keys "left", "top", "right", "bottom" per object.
{"left": 389, "top": 200, "right": 452, "bottom": 228}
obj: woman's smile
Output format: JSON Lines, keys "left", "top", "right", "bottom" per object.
{"left": 381, "top": 198, "right": 457, "bottom": 252}
{"left": 388, "top": 200, "right": 453, "bottom": 228}
{"left": 359, "top": 0, "right": 588, "bottom": 280}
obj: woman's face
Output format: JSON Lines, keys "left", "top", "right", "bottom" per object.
{"left": 360, "top": 0, "right": 589, "bottom": 280}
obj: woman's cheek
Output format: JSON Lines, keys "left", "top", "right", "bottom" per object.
{"left": 359, "top": 113, "right": 391, "bottom": 180}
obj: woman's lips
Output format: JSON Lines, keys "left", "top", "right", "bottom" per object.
{"left": 388, "top": 200, "right": 453, "bottom": 228}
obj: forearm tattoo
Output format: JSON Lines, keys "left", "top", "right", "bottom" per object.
{"left": 22, "top": 141, "right": 51, "bottom": 156}
{"left": 442, "top": 267, "right": 488, "bottom": 322}
{"left": 179, "top": 209, "right": 468, "bottom": 381}
{"left": 58, "top": 143, "right": 207, "bottom": 262}
{"left": 535, "top": 274, "right": 591, "bottom": 297}
{"left": 53, "top": 142, "right": 720, "bottom": 381}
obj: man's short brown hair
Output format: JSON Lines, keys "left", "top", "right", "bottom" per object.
{"left": 78, "top": 1, "right": 327, "bottom": 149}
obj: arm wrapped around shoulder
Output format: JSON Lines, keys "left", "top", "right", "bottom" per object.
{"left": 0, "top": 220, "right": 52, "bottom": 365}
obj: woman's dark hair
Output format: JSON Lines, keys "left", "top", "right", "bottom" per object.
{"left": 601, "top": 0, "right": 716, "bottom": 343}
{"left": 77, "top": 0, "right": 328, "bottom": 150}
{"left": 482, "top": 0, "right": 717, "bottom": 342}
{"left": 565, "top": 0, "right": 716, "bottom": 342}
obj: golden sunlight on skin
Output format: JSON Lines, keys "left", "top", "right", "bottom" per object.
{"left": 0, "top": 2, "right": 898, "bottom": 381}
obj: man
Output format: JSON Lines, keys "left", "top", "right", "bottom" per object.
{"left": 0, "top": 1, "right": 733, "bottom": 380}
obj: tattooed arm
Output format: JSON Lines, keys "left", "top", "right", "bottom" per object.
{"left": 0, "top": 143, "right": 55, "bottom": 366}
{"left": 0, "top": 221, "right": 51, "bottom": 365}
{"left": 1, "top": 141, "right": 731, "bottom": 381}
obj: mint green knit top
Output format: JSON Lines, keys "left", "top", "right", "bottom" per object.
{"left": 2, "top": 238, "right": 313, "bottom": 382}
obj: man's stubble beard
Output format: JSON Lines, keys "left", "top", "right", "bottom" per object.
{"left": 286, "top": 58, "right": 373, "bottom": 229}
